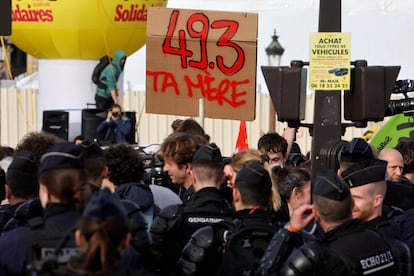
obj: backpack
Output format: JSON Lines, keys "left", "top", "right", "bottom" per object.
{"left": 219, "top": 220, "right": 277, "bottom": 276}
{"left": 25, "top": 217, "right": 80, "bottom": 275}
{"left": 92, "top": 55, "right": 111, "bottom": 89}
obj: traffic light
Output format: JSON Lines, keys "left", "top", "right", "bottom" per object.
{"left": 0, "top": 0, "right": 11, "bottom": 36}
{"left": 344, "top": 65, "right": 400, "bottom": 122}
{"left": 261, "top": 66, "right": 307, "bottom": 123}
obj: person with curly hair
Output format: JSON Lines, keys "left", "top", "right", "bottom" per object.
{"left": 105, "top": 144, "right": 159, "bottom": 229}
{"left": 15, "top": 131, "right": 63, "bottom": 159}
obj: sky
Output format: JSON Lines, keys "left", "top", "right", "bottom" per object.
{"left": 123, "top": 0, "right": 414, "bottom": 94}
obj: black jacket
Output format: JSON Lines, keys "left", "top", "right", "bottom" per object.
{"left": 150, "top": 187, "right": 234, "bottom": 274}
{"left": 281, "top": 219, "right": 410, "bottom": 276}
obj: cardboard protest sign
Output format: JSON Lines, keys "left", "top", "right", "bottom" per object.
{"left": 146, "top": 7, "right": 258, "bottom": 120}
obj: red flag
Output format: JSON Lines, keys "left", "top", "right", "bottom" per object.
{"left": 234, "top": 121, "right": 249, "bottom": 153}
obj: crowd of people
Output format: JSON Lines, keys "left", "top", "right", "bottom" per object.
{"left": 0, "top": 118, "right": 413, "bottom": 275}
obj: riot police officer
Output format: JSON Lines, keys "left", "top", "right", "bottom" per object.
{"left": 150, "top": 143, "right": 234, "bottom": 274}
{"left": 0, "top": 142, "right": 91, "bottom": 275}
{"left": 260, "top": 170, "right": 410, "bottom": 275}
{"left": 178, "top": 160, "right": 279, "bottom": 276}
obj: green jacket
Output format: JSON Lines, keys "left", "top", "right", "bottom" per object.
{"left": 96, "top": 50, "right": 126, "bottom": 98}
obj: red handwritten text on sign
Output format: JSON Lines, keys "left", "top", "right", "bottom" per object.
{"left": 162, "top": 10, "right": 245, "bottom": 76}
{"left": 147, "top": 70, "right": 248, "bottom": 108}
{"left": 146, "top": 8, "right": 257, "bottom": 120}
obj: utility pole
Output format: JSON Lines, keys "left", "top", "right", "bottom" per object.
{"left": 262, "top": 0, "right": 400, "bottom": 180}
{"left": 311, "top": 0, "right": 342, "bottom": 176}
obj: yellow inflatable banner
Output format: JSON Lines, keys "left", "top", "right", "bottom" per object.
{"left": 9, "top": 0, "right": 167, "bottom": 59}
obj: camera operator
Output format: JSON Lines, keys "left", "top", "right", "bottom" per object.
{"left": 96, "top": 103, "right": 131, "bottom": 145}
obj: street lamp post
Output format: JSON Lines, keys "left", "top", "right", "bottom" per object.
{"left": 265, "top": 29, "right": 285, "bottom": 132}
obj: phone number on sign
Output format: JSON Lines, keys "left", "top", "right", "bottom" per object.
{"left": 311, "top": 83, "right": 348, "bottom": 90}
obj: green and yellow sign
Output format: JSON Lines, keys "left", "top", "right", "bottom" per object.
{"left": 370, "top": 114, "right": 414, "bottom": 152}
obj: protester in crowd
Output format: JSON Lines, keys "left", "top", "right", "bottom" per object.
{"left": 105, "top": 143, "right": 159, "bottom": 229}
{"left": 158, "top": 131, "right": 208, "bottom": 202}
{"left": 0, "top": 142, "right": 91, "bottom": 275}
{"left": 395, "top": 140, "right": 414, "bottom": 184}
{"left": 150, "top": 143, "right": 234, "bottom": 274}
{"left": 258, "top": 131, "right": 296, "bottom": 168}
{"left": 272, "top": 166, "right": 312, "bottom": 224}
{"left": 178, "top": 160, "right": 278, "bottom": 275}
{"left": 94, "top": 50, "right": 126, "bottom": 110}
{"left": 173, "top": 118, "right": 211, "bottom": 142}
{"left": 378, "top": 147, "right": 405, "bottom": 183}
{"left": 15, "top": 131, "right": 63, "bottom": 160}
{"left": 378, "top": 147, "right": 414, "bottom": 210}
{"left": 96, "top": 103, "right": 131, "bottom": 145}
{"left": 171, "top": 118, "right": 183, "bottom": 132}
{"left": 54, "top": 188, "right": 146, "bottom": 275}
{"left": 227, "top": 148, "right": 282, "bottom": 213}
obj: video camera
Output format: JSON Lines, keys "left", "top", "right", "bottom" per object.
{"left": 287, "top": 152, "right": 308, "bottom": 167}
{"left": 386, "top": 79, "right": 414, "bottom": 116}
{"left": 141, "top": 152, "right": 169, "bottom": 186}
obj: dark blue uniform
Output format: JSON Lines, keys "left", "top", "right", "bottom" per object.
{"left": 0, "top": 203, "right": 78, "bottom": 275}
{"left": 1, "top": 198, "right": 43, "bottom": 234}
{"left": 0, "top": 203, "right": 22, "bottom": 233}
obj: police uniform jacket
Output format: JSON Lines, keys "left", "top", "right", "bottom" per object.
{"left": 0, "top": 202, "right": 23, "bottom": 233}
{"left": 218, "top": 208, "right": 278, "bottom": 275}
{"left": 0, "top": 203, "right": 78, "bottom": 275}
{"left": 362, "top": 213, "right": 414, "bottom": 274}
{"left": 281, "top": 219, "right": 407, "bottom": 275}
{"left": 1, "top": 198, "right": 44, "bottom": 234}
{"left": 177, "top": 207, "right": 276, "bottom": 276}
{"left": 363, "top": 212, "right": 414, "bottom": 247}
{"left": 150, "top": 186, "right": 234, "bottom": 274}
